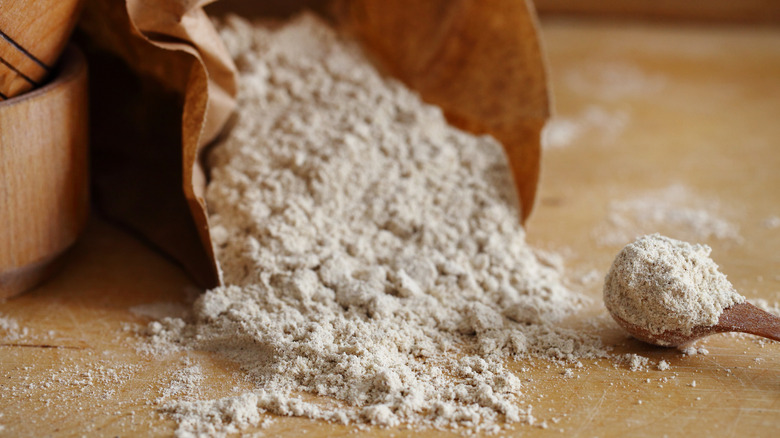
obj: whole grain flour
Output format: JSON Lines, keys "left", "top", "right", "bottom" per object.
{"left": 604, "top": 234, "right": 744, "bottom": 336}
{"left": 148, "top": 13, "right": 607, "bottom": 435}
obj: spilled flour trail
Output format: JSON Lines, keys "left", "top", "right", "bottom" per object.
{"left": 145, "top": 13, "right": 607, "bottom": 436}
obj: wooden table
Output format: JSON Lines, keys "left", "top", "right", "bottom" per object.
{"left": 2, "top": 19, "right": 779, "bottom": 437}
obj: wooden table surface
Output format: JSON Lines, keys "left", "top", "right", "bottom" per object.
{"left": 2, "top": 19, "right": 780, "bottom": 437}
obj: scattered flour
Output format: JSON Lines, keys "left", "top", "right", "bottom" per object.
{"left": 594, "top": 184, "right": 741, "bottom": 247}
{"left": 0, "top": 314, "right": 20, "bottom": 332}
{"left": 657, "top": 360, "right": 670, "bottom": 371}
{"left": 604, "top": 234, "right": 745, "bottom": 337}
{"left": 163, "top": 393, "right": 266, "bottom": 437}
{"left": 681, "top": 346, "right": 710, "bottom": 356}
{"left": 1, "top": 356, "right": 146, "bottom": 435}
{"left": 137, "top": 318, "right": 187, "bottom": 356}
{"left": 156, "top": 363, "right": 205, "bottom": 404}
{"left": 4, "top": 359, "right": 140, "bottom": 403}
{"left": 130, "top": 302, "right": 190, "bottom": 320}
{"left": 543, "top": 106, "right": 629, "bottom": 149}
{"left": 0, "top": 314, "right": 27, "bottom": 341}
{"left": 752, "top": 298, "right": 780, "bottom": 317}
{"left": 762, "top": 215, "right": 780, "bottom": 230}
{"left": 623, "top": 354, "right": 650, "bottom": 372}
{"left": 564, "top": 60, "right": 666, "bottom": 101}
{"left": 145, "top": 13, "right": 609, "bottom": 435}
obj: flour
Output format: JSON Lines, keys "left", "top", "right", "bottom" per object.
{"left": 0, "top": 353, "right": 147, "bottom": 436}
{"left": 762, "top": 215, "right": 780, "bottom": 229}
{"left": 681, "top": 346, "right": 709, "bottom": 356}
{"left": 130, "top": 302, "right": 190, "bottom": 321}
{"left": 543, "top": 106, "right": 629, "bottom": 149}
{"left": 594, "top": 184, "right": 741, "bottom": 246}
{"left": 0, "top": 314, "right": 27, "bottom": 341}
{"left": 142, "top": 13, "right": 611, "bottom": 435}
{"left": 5, "top": 358, "right": 140, "bottom": 404}
{"left": 156, "top": 363, "right": 205, "bottom": 404}
{"left": 604, "top": 234, "right": 745, "bottom": 337}
{"left": 163, "top": 393, "right": 266, "bottom": 437}
{"left": 753, "top": 298, "right": 780, "bottom": 316}
{"left": 564, "top": 60, "right": 666, "bottom": 100}
{"left": 623, "top": 354, "right": 650, "bottom": 372}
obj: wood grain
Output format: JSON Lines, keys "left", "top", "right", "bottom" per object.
{"left": 0, "top": 46, "right": 89, "bottom": 299}
{"left": 1, "top": 19, "right": 780, "bottom": 438}
{"left": 0, "top": 0, "right": 85, "bottom": 98}
{"left": 535, "top": 0, "right": 780, "bottom": 24}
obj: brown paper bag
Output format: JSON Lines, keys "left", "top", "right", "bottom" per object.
{"left": 77, "top": 0, "right": 549, "bottom": 289}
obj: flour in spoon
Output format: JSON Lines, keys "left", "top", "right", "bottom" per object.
{"left": 152, "top": 13, "right": 606, "bottom": 436}
{"left": 604, "top": 234, "right": 744, "bottom": 336}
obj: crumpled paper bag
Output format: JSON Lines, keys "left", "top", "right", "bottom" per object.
{"left": 78, "top": 0, "right": 549, "bottom": 288}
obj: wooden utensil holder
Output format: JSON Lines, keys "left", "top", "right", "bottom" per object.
{"left": 0, "top": 45, "right": 89, "bottom": 299}
{"left": 0, "top": 0, "right": 85, "bottom": 99}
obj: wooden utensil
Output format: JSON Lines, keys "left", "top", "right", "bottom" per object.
{"left": 611, "top": 302, "right": 780, "bottom": 347}
{"left": 0, "top": 45, "right": 89, "bottom": 299}
{"left": 0, "top": 0, "right": 84, "bottom": 99}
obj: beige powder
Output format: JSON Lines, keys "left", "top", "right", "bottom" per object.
{"left": 604, "top": 234, "right": 744, "bottom": 336}
{"left": 147, "top": 13, "right": 609, "bottom": 435}
{"left": 593, "top": 185, "right": 741, "bottom": 247}
{"left": 0, "top": 314, "right": 27, "bottom": 341}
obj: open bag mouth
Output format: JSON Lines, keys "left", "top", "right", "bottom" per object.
{"left": 76, "top": 0, "right": 549, "bottom": 289}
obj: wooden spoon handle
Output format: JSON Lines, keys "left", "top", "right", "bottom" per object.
{"left": 717, "top": 302, "right": 780, "bottom": 342}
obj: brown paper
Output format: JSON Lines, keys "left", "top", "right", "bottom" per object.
{"left": 340, "top": 0, "right": 549, "bottom": 223}
{"left": 77, "top": 0, "right": 548, "bottom": 289}
{"left": 77, "top": 0, "right": 237, "bottom": 287}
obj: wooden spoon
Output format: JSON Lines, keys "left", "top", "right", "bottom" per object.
{"left": 610, "top": 302, "right": 780, "bottom": 347}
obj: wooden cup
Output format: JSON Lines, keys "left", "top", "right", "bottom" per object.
{"left": 0, "top": 0, "right": 85, "bottom": 99}
{"left": 0, "top": 45, "right": 89, "bottom": 299}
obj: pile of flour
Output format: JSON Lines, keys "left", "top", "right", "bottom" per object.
{"left": 603, "top": 234, "right": 744, "bottom": 337}
{"left": 150, "top": 13, "right": 606, "bottom": 435}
